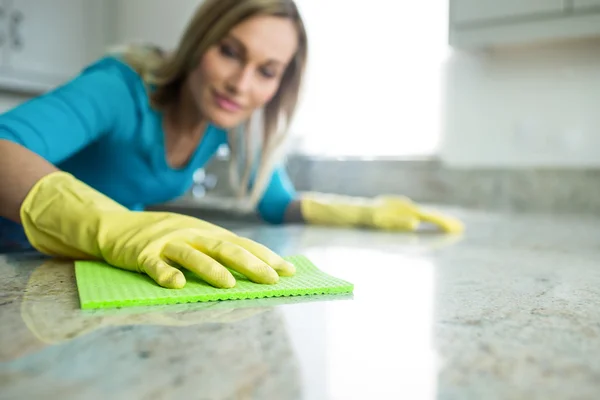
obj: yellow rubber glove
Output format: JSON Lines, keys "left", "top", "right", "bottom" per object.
{"left": 20, "top": 171, "right": 296, "bottom": 289}
{"left": 300, "top": 193, "right": 464, "bottom": 234}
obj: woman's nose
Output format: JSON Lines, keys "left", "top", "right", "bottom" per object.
{"left": 225, "top": 67, "right": 253, "bottom": 95}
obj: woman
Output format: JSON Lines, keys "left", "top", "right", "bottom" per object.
{"left": 0, "top": 0, "right": 462, "bottom": 289}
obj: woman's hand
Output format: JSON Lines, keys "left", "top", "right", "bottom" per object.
{"left": 19, "top": 172, "right": 295, "bottom": 289}
{"left": 95, "top": 211, "right": 296, "bottom": 289}
{"left": 370, "top": 196, "right": 464, "bottom": 233}
{"left": 300, "top": 193, "right": 464, "bottom": 234}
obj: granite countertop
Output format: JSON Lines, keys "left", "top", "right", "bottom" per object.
{"left": 1, "top": 207, "right": 600, "bottom": 400}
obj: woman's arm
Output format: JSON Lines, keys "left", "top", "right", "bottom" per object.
{"left": 0, "top": 58, "right": 137, "bottom": 223}
{"left": 283, "top": 199, "right": 305, "bottom": 223}
{"left": 247, "top": 160, "right": 464, "bottom": 233}
{"left": 255, "top": 165, "right": 304, "bottom": 224}
{"left": 0, "top": 140, "right": 58, "bottom": 223}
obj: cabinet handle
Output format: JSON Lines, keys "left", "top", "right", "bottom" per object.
{"left": 9, "top": 9, "right": 23, "bottom": 50}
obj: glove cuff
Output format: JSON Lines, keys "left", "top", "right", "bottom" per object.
{"left": 20, "top": 171, "right": 127, "bottom": 258}
{"left": 300, "top": 193, "right": 375, "bottom": 227}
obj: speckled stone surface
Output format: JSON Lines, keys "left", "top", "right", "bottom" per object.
{"left": 1, "top": 208, "right": 600, "bottom": 399}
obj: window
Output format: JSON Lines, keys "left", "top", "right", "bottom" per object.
{"left": 289, "top": 1, "right": 450, "bottom": 158}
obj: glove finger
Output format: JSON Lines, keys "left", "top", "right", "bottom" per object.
{"left": 419, "top": 211, "right": 465, "bottom": 234}
{"left": 141, "top": 256, "right": 187, "bottom": 289}
{"left": 162, "top": 242, "right": 236, "bottom": 288}
{"left": 190, "top": 237, "right": 280, "bottom": 285}
{"left": 228, "top": 236, "right": 296, "bottom": 277}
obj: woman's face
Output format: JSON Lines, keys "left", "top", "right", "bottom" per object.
{"left": 188, "top": 15, "right": 299, "bottom": 128}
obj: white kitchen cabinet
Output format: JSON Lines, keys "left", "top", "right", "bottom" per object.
{"left": 6, "top": 0, "right": 87, "bottom": 81}
{"left": 0, "top": 0, "right": 113, "bottom": 93}
{"left": 450, "top": 0, "right": 600, "bottom": 49}
{"left": 0, "top": 0, "right": 8, "bottom": 69}
{"left": 451, "top": 0, "right": 564, "bottom": 25}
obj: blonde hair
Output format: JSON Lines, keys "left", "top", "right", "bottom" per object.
{"left": 112, "top": 0, "right": 307, "bottom": 211}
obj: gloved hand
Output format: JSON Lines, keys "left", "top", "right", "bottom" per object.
{"left": 20, "top": 172, "right": 296, "bottom": 289}
{"left": 300, "top": 193, "right": 464, "bottom": 234}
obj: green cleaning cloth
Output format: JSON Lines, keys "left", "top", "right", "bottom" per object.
{"left": 75, "top": 255, "right": 354, "bottom": 309}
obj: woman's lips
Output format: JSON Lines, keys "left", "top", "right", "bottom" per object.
{"left": 212, "top": 90, "right": 242, "bottom": 112}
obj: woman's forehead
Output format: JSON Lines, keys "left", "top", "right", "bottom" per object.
{"left": 227, "top": 15, "right": 298, "bottom": 64}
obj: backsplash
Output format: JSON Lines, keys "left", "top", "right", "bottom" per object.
{"left": 442, "top": 37, "right": 600, "bottom": 168}
{"left": 173, "top": 157, "right": 600, "bottom": 216}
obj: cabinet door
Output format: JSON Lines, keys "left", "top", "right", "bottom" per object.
{"left": 6, "top": 0, "right": 87, "bottom": 82}
{"left": 114, "top": 0, "right": 205, "bottom": 49}
{"left": 573, "top": 0, "right": 600, "bottom": 8}
{"left": 451, "top": 0, "right": 565, "bottom": 24}
{"left": 0, "top": 0, "right": 8, "bottom": 68}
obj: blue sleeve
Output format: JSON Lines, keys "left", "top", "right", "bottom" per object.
{"left": 256, "top": 165, "right": 297, "bottom": 224}
{"left": 0, "top": 58, "right": 136, "bottom": 164}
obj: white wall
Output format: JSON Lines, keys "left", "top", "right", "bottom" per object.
{"left": 291, "top": 0, "right": 447, "bottom": 158}
{"left": 0, "top": 92, "right": 32, "bottom": 114}
{"left": 441, "top": 37, "right": 600, "bottom": 168}
{"left": 113, "top": 0, "right": 204, "bottom": 50}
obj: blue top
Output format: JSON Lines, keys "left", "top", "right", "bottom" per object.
{"left": 0, "top": 56, "right": 297, "bottom": 225}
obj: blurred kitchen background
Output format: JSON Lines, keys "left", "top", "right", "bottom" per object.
{"left": 1, "top": 0, "right": 599, "bottom": 216}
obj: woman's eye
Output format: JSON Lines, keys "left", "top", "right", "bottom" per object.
{"left": 259, "top": 68, "right": 276, "bottom": 79}
{"left": 220, "top": 44, "right": 238, "bottom": 59}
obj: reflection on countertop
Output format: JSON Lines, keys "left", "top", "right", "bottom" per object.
{"left": 1, "top": 207, "right": 600, "bottom": 399}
